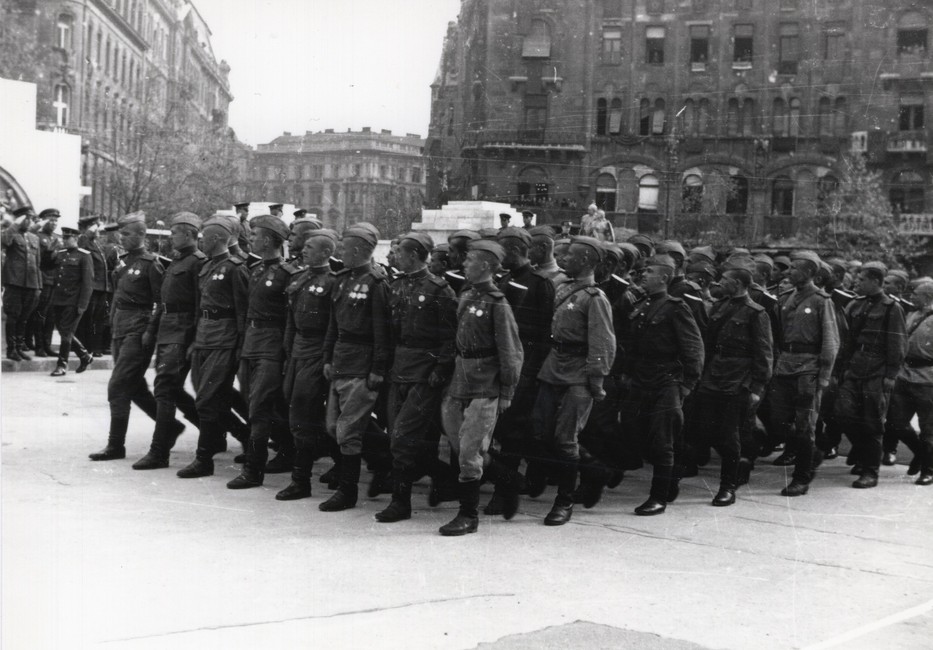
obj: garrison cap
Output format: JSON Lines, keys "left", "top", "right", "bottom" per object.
{"left": 305, "top": 228, "right": 339, "bottom": 245}
{"left": 790, "top": 250, "right": 822, "bottom": 268}
{"left": 170, "top": 211, "right": 202, "bottom": 231}
{"left": 861, "top": 261, "right": 888, "bottom": 277}
{"left": 753, "top": 253, "right": 775, "bottom": 268}
{"left": 291, "top": 216, "right": 323, "bottom": 233}
{"left": 12, "top": 206, "right": 35, "bottom": 217}
{"left": 449, "top": 229, "right": 481, "bottom": 243}
{"left": 616, "top": 242, "right": 641, "bottom": 265}
{"left": 628, "top": 233, "right": 655, "bottom": 256}
{"left": 352, "top": 221, "right": 382, "bottom": 239}
{"left": 571, "top": 235, "right": 606, "bottom": 263}
{"left": 399, "top": 231, "right": 435, "bottom": 255}
{"left": 252, "top": 215, "right": 290, "bottom": 239}
{"left": 644, "top": 254, "right": 677, "bottom": 272}
{"left": 268, "top": 203, "right": 284, "bottom": 212}
{"left": 234, "top": 202, "right": 250, "bottom": 211}
{"left": 468, "top": 239, "right": 506, "bottom": 263}
{"left": 38, "top": 208, "right": 60, "bottom": 219}
{"left": 601, "top": 241, "right": 623, "bottom": 263}
{"left": 117, "top": 211, "right": 146, "bottom": 226}
{"left": 655, "top": 240, "right": 686, "bottom": 259}
{"left": 528, "top": 225, "right": 556, "bottom": 239}
{"left": 433, "top": 242, "right": 450, "bottom": 254}
{"left": 496, "top": 227, "right": 532, "bottom": 246}
{"left": 773, "top": 255, "right": 792, "bottom": 269}
{"left": 203, "top": 215, "right": 238, "bottom": 236}
{"left": 687, "top": 259, "right": 717, "bottom": 278}
{"left": 479, "top": 227, "right": 500, "bottom": 240}
{"left": 729, "top": 247, "right": 751, "bottom": 257}
{"left": 826, "top": 257, "right": 847, "bottom": 273}
{"left": 688, "top": 245, "right": 715, "bottom": 263}
{"left": 723, "top": 255, "right": 756, "bottom": 274}
{"left": 847, "top": 260, "right": 863, "bottom": 269}
{"left": 343, "top": 224, "right": 379, "bottom": 248}
{"left": 889, "top": 269, "right": 910, "bottom": 283}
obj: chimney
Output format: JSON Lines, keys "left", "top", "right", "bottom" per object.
{"left": 381, "top": 129, "right": 392, "bottom": 135}
{"left": 362, "top": 126, "right": 371, "bottom": 133}
{"left": 324, "top": 128, "right": 334, "bottom": 133}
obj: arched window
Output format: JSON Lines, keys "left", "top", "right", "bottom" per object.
{"left": 56, "top": 14, "right": 73, "bottom": 50}
{"left": 639, "top": 98, "right": 651, "bottom": 135}
{"left": 789, "top": 98, "right": 801, "bottom": 137}
{"left": 818, "top": 97, "right": 832, "bottom": 136}
{"left": 772, "top": 176, "right": 795, "bottom": 215}
{"left": 638, "top": 174, "right": 660, "bottom": 211}
{"left": 897, "top": 11, "right": 928, "bottom": 57}
{"left": 683, "top": 99, "right": 696, "bottom": 136}
{"left": 516, "top": 166, "right": 549, "bottom": 206}
{"left": 833, "top": 97, "right": 847, "bottom": 136}
{"left": 726, "top": 175, "right": 749, "bottom": 214}
{"left": 741, "top": 99, "right": 756, "bottom": 135}
{"left": 652, "top": 98, "right": 666, "bottom": 134}
{"left": 727, "top": 98, "right": 739, "bottom": 136}
{"left": 596, "top": 98, "right": 608, "bottom": 135}
{"left": 609, "top": 98, "right": 623, "bottom": 134}
{"left": 596, "top": 173, "right": 617, "bottom": 212}
{"left": 682, "top": 174, "right": 703, "bottom": 213}
{"left": 772, "top": 98, "right": 787, "bottom": 136}
{"left": 890, "top": 171, "right": 925, "bottom": 214}
{"left": 52, "top": 84, "right": 70, "bottom": 127}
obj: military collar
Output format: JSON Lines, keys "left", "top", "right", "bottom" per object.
{"left": 173, "top": 245, "right": 198, "bottom": 259}
{"left": 536, "top": 260, "right": 560, "bottom": 274}
{"left": 403, "top": 267, "right": 428, "bottom": 281}
{"left": 472, "top": 279, "right": 496, "bottom": 293}
{"left": 349, "top": 261, "right": 372, "bottom": 278}
{"left": 211, "top": 252, "right": 230, "bottom": 262}
{"left": 572, "top": 273, "right": 596, "bottom": 288}
{"left": 261, "top": 256, "right": 283, "bottom": 267}
{"left": 309, "top": 264, "right": 330, "bottom": 275}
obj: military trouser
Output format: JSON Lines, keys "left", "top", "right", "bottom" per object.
{"left": 108, "top": 333, "right": 158, "bottom": 424}
{"left": 26, "top": 284, "right": 54, "bottom": 350}
{"left": 815, "top": 378, "right": 843, "bottom": 454}
{"left": 387, "top": 381, "right": 445, "bottom": 482}
{"left": 49, "top": 305, "right": 89, "bottom": 367}
{"left": 691, "top": 388, "right": 748, "bottom": 487}
{"left": 3, "top": 285, "right": 40, "bottom": 350}
{"left": 153, "top": 343, "right": 199, "bottom": 426}
{"left": 619, "top": 383, "right": 683, "bottom": 468}
{"left": 887, "top": 378, "right": 933, "bottom": 475}
{"left": 283, "top": 353, "right": 330, "bottom": 454}
{"left": 76, "top": 290, "right": 108, "bottom": 355}
{"left": 441, "top": 396, "right": 499, "bottom": 482}
{"left": 835, "top": 375, "right": 892, "bottom": 477}
{"left": 327, "top": 377, "right": 379, "bottom": 457}
{"left": 240, "top": 357, "right": 290, "bottom": 469}
{"left": 492, "top": 366, "right": 541, "bottom": 469}
{"left": 191, "top": 347, "right": 239, "bottom": 456}
{"left": 769, "top": 374, "right": 822, "bottom": 484}
{"left": 532, "top": 382, "right": 593, "bottom": 463}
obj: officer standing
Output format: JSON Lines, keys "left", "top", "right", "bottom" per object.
{"left": 770, "top": 250, "right": 839, "bottom": 496}
{"left": 319, "top": 223, "right": 392, "bottom": 512}
{"left": 175, "top": 216, "right": 250, "bottom": 479}
{"left": 90, "top": 212, "right": 177, "bottom": 461}
{"left": 47, "top": 216, "right": 94, "bottom": 376}
{"left": 234, "top": 202, "right": 251, "bottom": 253}
{"left": 532, "top": 236, "right": 615, "bottom": 525}
{"left": 226, "top": 216, "right": 298, "bottom": 489}
{"left": 834, "top": 261, "right": 907, "bottom": 488}
{"left": 132, "top": 212, "right": 207, "bottom": 470}
{"left": 275, "top": 229, "right": 340, "bottom": 500}
{"left": 30, "top": 208, "right": 61, "bottom": 357}
{"left": 76, "top": 215, "right": 112, "bottom": 357}
{"left": 1, "top": 206, "right": 41, "bottom": 361}
{"left": 619, "top": 254, "right": 704, "bottom": 515}
{"left": 375, "top": 232, "right": 458, "bottom": 523}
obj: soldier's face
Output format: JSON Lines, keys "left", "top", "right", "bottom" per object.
{"left": 394, "top": 243, "right": 421, "bottom": 274}
{"left": 883, "top": 276, "right": 901, "bottom": 296}
{"left": 302, "top": 238, "right": 332, "bottom": 267}
{"left": 788, "top": 261, "right": 812, "bottom": 287}
{"left": 447, "top": 239, "right": 466, "bottom": 268}
{"left": 463, "top": 251, "right": 490, "bottom": 284}
{"left": 720, "top": 271, "right": 740, "bottom": 297}
{"left": 62, "top": 233, "right": 78, "bottom": 249}
{"left": 170, "top": 225, "right": 193, "bottom": 251}
{"left": 120, "top": 226, "right": 145, "bottom": 250}
{"left": 641, "top": 265, "right": 670, "bottom": 293}
{"left": 856, "top": 271, "right": 882, "bottom": 296}
{"left": 428, "top": 252, "right": 448, "bottom": 275}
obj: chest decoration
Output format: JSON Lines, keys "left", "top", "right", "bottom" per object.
{"left": 565, "top": 300, "right": 576, "bottom": 311}
{"left": 804, "top": 307, "right": 812, "bottom": 314}
{"left": 308, "top": 284, "right": 325, "bottom": 295}
{"left": 349, "top": 283, "right": 369, "bottom": 301}
{"left": 211, "top": 271, "right": 226, "bottom": 281}
{"left": 468, "top": 305, "right": 485, "bottom": 318}
{"left": 128, "top": 267, "right": 142, "bottom": 276}
{"left": 418, "top": 294, "right": 426, "bottom": 303}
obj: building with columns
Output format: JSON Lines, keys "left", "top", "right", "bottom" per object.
{"left": 425, "top": 0, "right": 932, "bottom": 241}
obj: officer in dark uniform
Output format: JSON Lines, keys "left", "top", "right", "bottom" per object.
{"left": 90, "top": 212, "right": 177, "bottom": 461}
{"left": 76, "top": 215, "right": 112, "bottom": 357}
{"left": 30, "top": 208, "right": 61, "bottom": 357}
{"left": 318, "top": 223, "right": 392, "bottom": 512}
{"left": 234, "top": 202, "right": 251, "bottom": 253}
{"left": 619, "top": 254, "right": 704, "bottom": 515}
{"left": 226, "top": 216, "right": 299, "bottom": 490}
{"left": 532, "top": 236, "right": 616, "bottom": 526}
{"left": 692, "top": 257, "right": 773, "bottom": 505}
{"left": 527, "top": 225, "right": 567, "bottom": 285}
{"left": 47, "top": 218, "right": 94, "bottom": 376}
{"left": 656, "top": 240, "right": 709, "bottom": 334}
{"left": 269, "top": 204, "right": 284, "bottom": 219}
{"left": 175, "top": 216, "right": 250, "bottom": 479}
{"left": 132, "top": 212, "right": 207, "bottom": 470}
{"left": 485, "top": 226, "right": 556, "bottom": 516}
{"left": 275, "top": 229, "right": 340, "bottom": 500}
{"left": 1, "top": 206, "right": 41, "bottom": 360}
{"left": 375, "top": 232, "right": 458, "bottom": 523}
{"left": 521, "top": 210, "right": 535, "bottom": 230}
{"left": 834, "top": 261, "right": 907, "bottom": 488}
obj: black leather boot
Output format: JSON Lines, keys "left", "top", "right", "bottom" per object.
{"left": 319, "top": 453, "right": 361, "bottom": 511}
{"left": 89, "top": 415, "right": 129, "bottom": 461}
{"left": 276, "top": 448, "right": 314, "bottom": 501}
{"left": 133, "top": 409, "right": 179, "bottom": 470}
{"left": 428, "top": 452, "right": 459, "bottom": 507}
{"left": 544, "top": 462, "right": 576, "bottom": 526}
{"left": 227, "top": 438, "right": 266, "bottom": 489}
{"left": 635, "top": 466, "right": 670, "bottom": 516}
{"left": 367, "top": 468, "right": 393, "bottom": 498}
{"left": 375, "top": 479, "right": 412, "bottom": 522}
{"left": 15, "top": 337, "right": 31, "bottom": 361}
{"left": 439, "top": 480, "right": 480, "bottom": 536}
{"left": 319, "top": 455, "right": 341, "bottom": 488}
{"left": 264, "top": 449, "right": 295, "bottom": 474}
{"left": 6, "top": 329, "right": 23, "bottom": 361}
{"left": 713, "top": 457, "right": 739, "bottom": 507}
{"left": 576, "top": 457, "right": 610, "bottom": 509}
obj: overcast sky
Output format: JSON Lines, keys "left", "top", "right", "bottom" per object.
{"left": 194, "top": 0, "right": 461, "bottom": 146}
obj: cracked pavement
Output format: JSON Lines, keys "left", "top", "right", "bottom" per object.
{"left": 2, "top": 370, "right": 932, "bottom": 649}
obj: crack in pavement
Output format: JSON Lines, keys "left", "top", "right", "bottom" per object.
{"left": 36, "top": 470, "right": 71, "bottom": 486}
{"left": 102, "top": 592, "right": 517, "bottom": 643}
{"left": 731, "top": 514, "right": 932, "bottom": 549}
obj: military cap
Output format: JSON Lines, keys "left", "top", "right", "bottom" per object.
{"left": 117, "top": 211, "right": 147, "bottom": 226}
{"left": 498, "top": 213, "right": 512, "bottom": 221}
{"left": 11, "top": 206, "right": 35, "bottom": 217}
{"left": 910, "top": 276, "right": 933, "bottom": 288}
{"left": 468, "top": 239, "right": 506, "bottom": 263}
{"left": 433, "top": 242, "right": 450, "bottom": 254}
{"left": 847, "top": 260, "right": 863, "bottom": 270}
{"left": 826, "top": 257, "right": 847, "bottom": 273}
{"left": 687, "top": 260, "right": 717, "bottom": 278}
{"left": 479, "top": 227, "right": 500, "bottom": 240}
{"left": 78, "top": 214, "right": 100, "bottom": 227}
{"left": 268, "top": 203, "right": 284, "bottom": 212}
{"left": 644, "top": 254, "right": 677, "bottom": 271}
{"left": 102, "top": 221, "right": 121, "bottom": 232}
{"left": 601, "top": 241, "right": 623, "bottom": 262}
{"left": 616, "top": 242, "right": 641, "bottom": 264}
{"left": 521, "top": 210, "right": 535, "bottom": 219}
{"left": 496, "top": 226, "right": 532, "bottom": 246}
{"left": 528, "top": 225, "right": 556, "bottom": 239}
{"left": 291, "top": 216, "right": 323, "bottom": 232}
{"left": 655, "top": 240, "right": 686, "bottom": 259}
{"left": 449, "top": 229, "right": 480, "bottom": 243}
{"left": 889, "top": 269, "right": 910, "bottom": 283}
{"left": 38, "top": 208, "right": 60, "bottom": 220}
{"left": 234, "top": 202, "right": 250, "bottom": 211}
{"left": 252, "top": 214, "right": 290, "bottom": 239}
{"left": 570, "top": 235, "right": 606, "bottom": 263}
{"left": 723, "top": 255, "right": 756, "bottom": 274}
{"left": 352, "top": 221, "right": 382, "bottom": 239}
{"left": 729, "top": 247, "right": 751, "bottom": 257}
{"left": 790, "top": 250, "right": 821, "bottom": 268}
{"left": 343, "top": 224, "right": 378, "bottom": 248}
{"left": 860, "top": 261, "right": 888, "bottom": 277}
{"left": 688, "top": 245, "right": 715, "bottom": 263}
{"left": 170, "top": 211, "right": 202, "bottom": 231}
{"left": 305, "top": 228, "right": 340, "bottom": 245}
{"left": 203, "top": 215, "right": 238, "bottom": 236}
{"left": 293, "top": 208, "right": 307, "bottom": 218}
{"left": 753, "top": 253, "right": 775, "bottom": 268}
{"left": 628, "top": 233, "right": 655, "bottom": 253}
{"left": 399, "top": 231, "right": 435, "bottom": 255}
{"left": 773, "top": 255, "right": 792, "bottom": 269}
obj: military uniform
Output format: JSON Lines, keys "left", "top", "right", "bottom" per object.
{"left": 29, "top": 228, "right": 62, "bottom": 355}
{"left": 834, "top": 293, "right": 906, "bottom": 482}
{"left": 815, "top": 286, "right": 854, "bottom": 456}
{"left": 76, "top": 233, "right": 112, "bottom": 355}
{"left": 48, "top": 246, "right": 94, "bottom": 370}
{"left": 1, "top": 224, "right": 42, "bottom": 358}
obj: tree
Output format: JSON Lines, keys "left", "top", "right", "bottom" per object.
{"left": 0, "top": 0, "right": 50, "bottom": 84}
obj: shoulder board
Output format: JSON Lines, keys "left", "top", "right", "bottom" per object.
{"left": 369, "top": 264, "right": 387, "bottom": 280}
{"left": 427, "top": 275, "right": 448, "bottom": 288}
{"left": 611, "top": 274, "right": 630, "bottom": 287}
{"left": 760, "top": 289, "right": 776, "bottom": 301}
{"left": 227, "top": 256, "right": 244, "bottom": 265}
{"left": 684, "top": 293, "right": 704, "bottom": 302}
{"left": 486, "top": 289, "right": 505, "bottom": 299}
{"left": 746, "top": 300, "right": 765, "bottom": 312}
{"left": 880, "top": 294, "right": 896, "bottom": 305}
{"left": 335, "top": 267, "right": 352, "bottom": 276}
{"left": 854, "top": 295, "right": 867, "bottom": 301}
{"left": 667, "top": 296, "right": 685, "bottom": 303}
{"left": 584, "top": 286, "right": 604, "bottom": 297}
{"left": 445, "top": 271, "right": 465, "bottom": 281}
{"left": 281, "top": 261, "right": 303, "bottom": 275}
{"left": 814, "top": 288, "right": 830, "bottom": 298}
{"left": 77, "top": 248, "right": 90, "bottom": 254}
{"left": 247, "top": 253, "right": 262, "bottom": 264}
{"left": 834, "top": 288, "right": 855, "bottom": 299}
{"left": 193, "top": 250, "right": 207, "bottom": 260}
{"left": 685, "top": 279, "right": 703, "bottom": 292}
{"left": 508, "top": 281, "right": 528, "bottom": 291}
{"left": 139, "top": 251, "right": 156, "bottom": 261}
{"left": 118, "top": 252, "right": 130, "bottom": 260}
{"left": 157, "top": 254, "right": 173, "bottom": 266}
{"left": 779, "top": 288, "right": 795, "bottom": 296}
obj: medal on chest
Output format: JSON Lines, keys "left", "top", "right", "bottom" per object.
{"left": 349, "top": 283, "right": 369, "bottom": 301}
{"left": 468, "top": 304, "right": 485, "bottom": 318}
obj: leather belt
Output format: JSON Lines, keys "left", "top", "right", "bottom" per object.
{"left": 247, "top": 318, "right": 285, "bottom": 329}
{"left": 781, "top": 342, "right": 820, "bottom": 354}
{"left": 115, "top": 301, "right": 151, "bottom": 311}
{"left": 161, "top": 303, "right": 194, "bottom": 314}
{"left": 297, "top": 328, "right": 327, "bottom": 337}
{"left": 459, "top": 347, "right": 496, "bottom": 359}
{"left": 551, "top": 339, "right": 588, "bottom": 356}
{"left": 338, "top": 331, "right": 373, "bottom": 345}
{"left": 201, "top": 308, "right": 235, "bottom": 320}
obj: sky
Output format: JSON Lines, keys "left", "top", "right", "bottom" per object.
{"left": 193, "top": 0, "right": 462, "bottom": 146}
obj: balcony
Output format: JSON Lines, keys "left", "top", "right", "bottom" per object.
{"left": 887, "top": 130, "right": 928, "bottom": 154}
{"left": 462, "top": 129, "right": 587, "bottom": 152}
{"left": 898, "top": 213, "right": 933, "bottom": 236}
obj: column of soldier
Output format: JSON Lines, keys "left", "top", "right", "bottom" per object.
{"left": 5, "top": 202, "right": 932, "bottom": 537}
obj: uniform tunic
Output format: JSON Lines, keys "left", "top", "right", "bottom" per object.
{"left": 1, "top": 227, "right": 42, "bottom": 342}
{"left": 888, "top": 307, "right": 933, "bottom": 474}
{"left": 48, "top": 247, "right": 93, "bottom": 366}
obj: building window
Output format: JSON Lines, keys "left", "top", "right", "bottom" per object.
{"left": 516, "top": 168, "right": 549, "bottom": 206}
{"left": 638, "top": 174, "right": 660, "bottom": 211}
{"left": 522, "top": 19, "right": 551, "bottom": 59}
{"left": 736, "top": 0, "right": 752, "bottom": 10}
{"left": 684, "top": 98, "right": 697, "bottom": 135}
{"left": 789, "top": 98, "right": 801, "bottom": 137}
{"left": 698, "top": 98, "right": 711, "bottom": 134}
{"left": 652, "top": 99, "right": 666, "bottom": 134}
{"left": 523, "top": 94, "right": 548, "bottom": 138}
{"left": 779, "top": 23, "right": 799, "bottom": 75}
{"left": 379, "top": 164, "right": 388, "bottom": 178}
{"left": 56, "top": 14, "right": 73, "bottom": 50}
{"left": 733, "top": 24, "right": 753, "bottom": 67}
{"left": 899, "top": 98, "right": 924, "bottom": 131}
{"left": 741, "top": 99, "right": 755, "bottom": 135}
{"left": 890, "top": 171, "right": 925, "bottom": 214}
{"left": 690, "top": 25, "right": 709, "bottom": 69}
{"left": 726, "top": 175, "right": 749, "bottom": 214}
{"left": 352, "top": 164, "right": 361, "bottom": 177}
{"left": 639, "top": 99, "right": 651, "bottom": 135}
{"left": 53, "top": 84, "right": 70, "bottom": 127}
{"left": 596, "top": 98, "right": 608, "bottom": 135}
{"left": 682, "top": 175, "right": 704, "bottom": 213}
{"left": 772, "top": 177, "right": 795, "bottom": 215}
{"left": 411, "top": 167, "right": 422, "bottom": 183}
{"left": 602, "top": 28, "right": 622, "bottom": 65}
{"left": 609, "top": 98, "right": 623, "bottom": 134}
{"left": 646, "top": 0, "right": 663, "bottom": 15}
{"left": 823, "top": 23, "right": 845, "bottom": 61}
{"left": 833, "top": 97, "right": 847, "bottom": 136}
{"left": 898, "top": 12, "right": 928, "bottom": 57}
{"left": 646, "top": 27, "right": 665, "bottom": 64}
{"left": 818, "top": 97, "right": 832, "bottom": 136}
{"left": 772, "top": 98, "right": 787, "bottom": 136}
{"left": 596, "top": 173, "right": 617, "bottom": 212}
{"left": 601, "top": 0, "right": 622, "bottom": 19}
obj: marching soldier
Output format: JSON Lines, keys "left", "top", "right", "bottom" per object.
{"left": 47, "top": 217, "right": 94, "bottom": 376}
{"left": 526, "top": 225, "right": 567, "bottom": 284}
{"left": 286, "top": 213, "right": 323, "bottom": 268}
{"left": 89, "top": 212, "right": 180, "bottom": 461}
{"left": 132, "top": 212, "right": 206, "bottom": 470}
{"left": 319, "top": 223, "right": 392, "bottom": 512}
{"left": 76, "top": 215, "right": 112, "bottom": 357}
{"left": 1, "top": 206, "right": 41, "bottom": 361}
{"left": 834, "top": 261, "right": 907, "bottom": 488}
{"left": 175, "top": 217, "right": 249, "bottom": 478}
{"left": 770, "top": 250, "right": 839, "bottom": 496}
{"left": 375, "top": 232, "right": 458, "bottom": 522}
{"left": 445, "top": 229, "right": 480, "bottom": 295}
{"left": 30, "top": 209, "right": 61, "bottom": 357}
{"left": 439, "top": 240, "right": 522, "bottom": 536}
